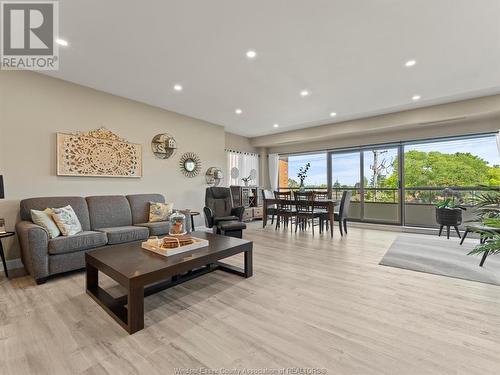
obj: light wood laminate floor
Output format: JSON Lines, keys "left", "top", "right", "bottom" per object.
{"left": 1, "top": 223, "right": 500, "bottom": 375}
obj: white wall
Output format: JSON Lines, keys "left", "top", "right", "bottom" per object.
{"left": 0, "top": 71, "right": 226, "bottom": 260}
{"left": 225, "top": 132, "right": 257, "bottom": 154}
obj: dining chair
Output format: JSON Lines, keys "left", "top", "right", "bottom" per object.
{"left": 306, "top": 191, "right": 330, "bottom": 233}
{"left": 313, "top": 191, "right": 329, "bottom": 200}
{"left": 294, "top": 198, "right": 316, "bottom": 235}
{"left": 335, "top": 190, "right": 352, "bottom": 236}
{"left": 293, "top": 191, "right": 314, "bottom": 200}
{"left": 261, "top": 189, "right": 277, "bottom": 225}
{"left": 294, "top": 191, "right": 322, "bottom": 233}
{"left": 274, "top": 191, "right": 295, "bottom": 231}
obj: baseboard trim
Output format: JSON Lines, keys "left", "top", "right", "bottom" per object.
{"left": 0, "top": 258, "right": 23, "bottom": 274}
{"left": 347, "top": 221, "right": 474, "bottom": 239}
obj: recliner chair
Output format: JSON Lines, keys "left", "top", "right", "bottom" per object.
{"left": 204, "top": 187, "right": 246, "bottom": 238}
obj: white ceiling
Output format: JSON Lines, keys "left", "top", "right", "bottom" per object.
{"left": 46, "top": 0, "right": 500, "bottom": 137}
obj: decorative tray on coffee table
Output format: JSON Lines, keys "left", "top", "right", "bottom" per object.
{"left": 141, "top": 234, "right": 209, "bottom": 256}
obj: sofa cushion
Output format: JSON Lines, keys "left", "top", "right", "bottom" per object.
{"left": 31, "top": 208, "right": 61, "bottom": 239}
{"left": 48, "top": 231, "right": 107, "bottom": 255}
{"left": 149, "top": 202, "right": 174, "bottom": 222}
{"left": 51, "top": 205, "right": 83, "bottom": 236}
{"left": 86, "top": 196, "right": 132, "bottom": 230}
{"left": 126, "top": 194, "right": 165, "bottom": 224}
{"left": 135, "top": 221, "right": 170, "bottom": 236}
{"left": 97, "top": 226, "right": 149, "bottom": 245}
{"left": 20, "top": 196, "right": 91, "bottom": 231}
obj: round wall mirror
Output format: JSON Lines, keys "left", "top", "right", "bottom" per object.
{"left": 184, "top": 159, "right": 196, "bottom": 172}
{"left": 179, "top": 152, "right": 201, "bottom": 177}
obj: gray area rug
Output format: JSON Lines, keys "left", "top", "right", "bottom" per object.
{"left": 380, "top": 234, "right": 500, "bottom": 286}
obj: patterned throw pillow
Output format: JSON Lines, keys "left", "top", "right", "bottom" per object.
{"left": 51, "top": 205, "right": 83, "bottom": 236}
{"left": 149, "top": 202, "right": 174, "bottom": 222}
{"left": 31, "top": 208, "right": 61, "bottom": 239}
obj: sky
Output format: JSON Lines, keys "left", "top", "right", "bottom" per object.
{"left": 286, "top": 136, "right": 500, "bottom": 186}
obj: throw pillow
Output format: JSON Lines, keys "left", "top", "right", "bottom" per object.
{"left": 149, "top": 202, "right": 174, "bottom": 222}
{"left": 31, "top": 208, "right": 61, "bottom": 239}
{"left": 51, "top": 205, "right": 83, "bottom": 236}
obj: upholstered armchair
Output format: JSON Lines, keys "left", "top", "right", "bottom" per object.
{"left": 204, "top": 187, "right": 246, "bottom": 238}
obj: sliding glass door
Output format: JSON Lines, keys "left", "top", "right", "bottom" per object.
{"left": 279, "top": 133, "right": 499, "bottom": 227}
{"left": 362, "top": 146, "right": 401, "bottom": 224}
{"left": 330, "top": 151, "right": 362, "bottom": 219}
{"left": 403, "top": 136, "right": 500, "bottom": 228}
{"left": 330, "top": 146, "right": 401, "bottom": 224}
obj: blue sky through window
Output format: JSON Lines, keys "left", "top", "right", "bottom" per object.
{"left": 287, "top": 153, "right": 327, "bottom": 186}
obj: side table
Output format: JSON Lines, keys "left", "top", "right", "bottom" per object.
{"left": 187, "top": 211, "right": 200, "bottom": 231}
{"left": 0, "top": 231, "right": 15, "bottom": 278}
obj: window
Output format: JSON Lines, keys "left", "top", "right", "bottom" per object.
{"left": 403, "top": 135, "right": 500, "bottom": 227}
{"left": 279, "top": 153, "right": 327, "bottom": 190}
{"left": 404, "top": 136, "right": 500, "bottom": 189}
{"left": 277, "top": 132, "right": 500, "bottom": 227}
{"left": 226, "top": 150, "right": 259, "bottom": 186}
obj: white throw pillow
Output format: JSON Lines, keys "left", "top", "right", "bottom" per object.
{"left": 51, "top": 205, "right": 83, "bottom": 236}
{"left": 31, "top": 208, "right": 61, "bottom": 239}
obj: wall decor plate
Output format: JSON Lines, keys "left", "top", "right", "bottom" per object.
{"left": 179, "top": 152, "right": 201, "bottom": 177}
{"left": 57, "top": 128, "right": 142, "bottom": 178}
{"left": 151, "top": 133, "right": 177, "bottom": 159}
{"left": 206, "top": 167, "right": 224, "bottom": 186}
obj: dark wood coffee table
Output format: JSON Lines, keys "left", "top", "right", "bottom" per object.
{"left": 85, "top": 231, "right": 252, "bottom": 334}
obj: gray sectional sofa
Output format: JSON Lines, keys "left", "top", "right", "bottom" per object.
{"left": 15, "top": 194, "right": 184, "bottom": 284}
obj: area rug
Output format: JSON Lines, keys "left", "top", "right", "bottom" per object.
{"left": 379, "top": 234, "right": 500, "bottom": 286}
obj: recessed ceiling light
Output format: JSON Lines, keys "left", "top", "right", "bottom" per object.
{"left": 235, "top": 109, "right": 242, "bottom": 115}
{"left": 330, "top": 112, "right": 337, "bottom": 117}
{"left": 273, "top": 123, "right": 279, "bottom": 128}
{"left": 173, "top": 84, "right": 183, "bottom": 92}
{"left": 246, "top": 50, "right": 257, "bottom": 59}
{"left": 405, "top": 59, "right": 416, "bottom": 67}
{"left": 55, "top": 38, "right": 68, "bottom": 46}
{"left": 412, "top": 94, "right": 421, "bottom": 101}
{"left": 300, "top": 90, "right": 310, "bottom": 97}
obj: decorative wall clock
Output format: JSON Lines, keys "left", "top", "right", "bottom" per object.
{"left": 179, "top": 152, "right": 201, "bottom": 178}
{"left": 57, "top": 127, "right": 142, "bottom": 178}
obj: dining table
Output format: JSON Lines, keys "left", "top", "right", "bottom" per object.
{"left": 262, "top": 198, "right": 340, "bottom": 238}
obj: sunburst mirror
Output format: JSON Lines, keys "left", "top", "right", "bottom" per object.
{"left": 179, "top": 152, "right": 201, "bottom": 177}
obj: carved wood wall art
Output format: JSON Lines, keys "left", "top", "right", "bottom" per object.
{"left": 57, "top": 127, "right": 142, "bottom": 178}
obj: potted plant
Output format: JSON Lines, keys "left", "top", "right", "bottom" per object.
{"left": 297, "top": 163, "right": 311, "bottom": 192}
{"left": 435, "top": 188, "right": 465, "bottom": 238}
{"left": 467, "top": 191, "right": 500, "bottom": 261}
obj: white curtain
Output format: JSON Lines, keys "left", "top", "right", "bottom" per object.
{"left": 268, "top": 153, "right": 279, "bottom": 192}
{"left": 226, "top": 150, "right": 259, "bottom": 186}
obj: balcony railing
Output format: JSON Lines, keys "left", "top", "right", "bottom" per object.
{"left": 278, "top": 186, "right": 499, "bottom": 227}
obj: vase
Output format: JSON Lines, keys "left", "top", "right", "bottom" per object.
{"left": 169, "top": 211, "right": 187, "bottom": 236}
{"left": 299, "top": 183, "right": 305, "bottom": 192}
{"left": 244, "top": 180, "right": 249, "bottom": 187}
